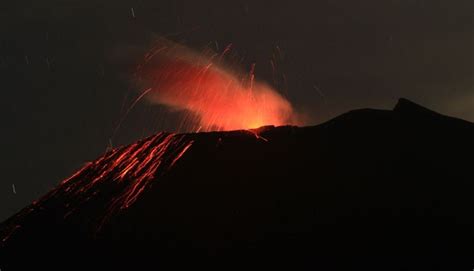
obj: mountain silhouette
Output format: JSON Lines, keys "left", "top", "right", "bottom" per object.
{"left": 1, "top": 99, "right": 473, "bottom": 270}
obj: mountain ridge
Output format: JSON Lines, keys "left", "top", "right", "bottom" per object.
{"left": 1, "top": 98, "right": 473, "bottom": 270}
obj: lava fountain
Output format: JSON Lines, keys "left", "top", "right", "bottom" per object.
{"left": 136, "top": 40, "right": 297, "bottom": 132}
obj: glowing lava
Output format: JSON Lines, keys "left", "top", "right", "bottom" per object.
{"left": 0, "top": 133, "right": 194, "bottom": 241}
{"left": 137, "top": 40, "right": 296, "bottom": 131}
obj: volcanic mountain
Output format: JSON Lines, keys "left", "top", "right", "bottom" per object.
{"left": 1, "top": 99, "right": 473, "bottom": 270}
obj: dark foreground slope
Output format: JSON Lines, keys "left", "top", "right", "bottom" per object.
{"left": 1, "top": 99, "right": 473, "bottom": 270}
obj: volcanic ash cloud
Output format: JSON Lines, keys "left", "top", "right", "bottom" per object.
{"left": 137, "top": 41, "right": 297, "bottom": 132}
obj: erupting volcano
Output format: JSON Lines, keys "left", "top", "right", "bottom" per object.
{"left": 1, "top": 42, "right": 300, "bottom": 247}
{"left": 135, "top": 40, "right": 297, "bottom": 131}
{"left": 1, "top": 99, "right": 474, "bottom": 270}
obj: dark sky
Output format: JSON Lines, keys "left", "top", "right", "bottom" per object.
{"left": 1, "top": 0, "right": 473, "bottom": 220}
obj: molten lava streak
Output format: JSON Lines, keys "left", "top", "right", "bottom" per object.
{"left": 138, "top": 41, "right": 296, "bottom": 131}
{"left": 58, "top": 133, "right": 192, "bottom": 214}
{"left": 0, "top": 133, "right": 194, "bottom": 241}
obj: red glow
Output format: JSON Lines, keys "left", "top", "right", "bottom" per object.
{"left": 58, "top": 133, "right": 194, "bottom": 228}
{"left": 138, "top": 41, "right": 297, "bottom": 131}
{"left": 0, "top": 133, "right": 194, "bottom": 241}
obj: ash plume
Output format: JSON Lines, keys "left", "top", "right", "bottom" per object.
{"left": 135, "top": 39, "right": 298, "bottom": 132}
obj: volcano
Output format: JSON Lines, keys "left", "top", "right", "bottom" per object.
{"left": 1, "top": 99, "right": 473, "bottom": 270}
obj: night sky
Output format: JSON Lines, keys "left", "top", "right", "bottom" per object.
{"left": 1, "top": 0, "right": 473, "bottom": 220}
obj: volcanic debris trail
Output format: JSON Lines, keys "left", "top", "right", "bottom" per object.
{"left": 1, "top": 132, "right": 194, "bottom": 241}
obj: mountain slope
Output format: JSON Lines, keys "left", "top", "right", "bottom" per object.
{"left": 1, "top": 99, "right": 473, "bottom": 270}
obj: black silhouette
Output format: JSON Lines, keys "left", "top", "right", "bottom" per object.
{"left": 1, "top": 99, "right": 473, "bottom": 270}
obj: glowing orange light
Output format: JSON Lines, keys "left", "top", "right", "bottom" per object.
{"left": 137, "top": 40, "right": 297, "bottom": 132}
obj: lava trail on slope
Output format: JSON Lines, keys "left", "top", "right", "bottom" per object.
{"left": 0, "top": 132, "right": 193, "bottom": 241}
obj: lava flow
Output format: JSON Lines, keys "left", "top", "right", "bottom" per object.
{"left": 1, "top": 133, "right": 194, "bottom": 241}
{"left": 136, "top": 40, "right": 297, "bottom": 132}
